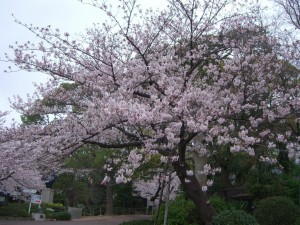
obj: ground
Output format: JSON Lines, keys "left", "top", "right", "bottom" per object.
{"left": 0, "top": 215, "right": 152, "bottom": 225}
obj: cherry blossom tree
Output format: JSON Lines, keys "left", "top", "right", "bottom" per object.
{"left": 3, "top": 0, "right": 300, "bottom": 224}
{"left": 133, "top": 172, "right": 180, "bottom": 205}
{"left": 0, "top": 111, "right": 44, "bottom": 195}
{"left": 274, "top": 0, "right": 300, "bottom": 29}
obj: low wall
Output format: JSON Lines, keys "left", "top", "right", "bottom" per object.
{"left": 32, "top": 213, "right": 45, "bottom": 221}
{"left": 68, "top": 207, "right": 82, "bottom": 219}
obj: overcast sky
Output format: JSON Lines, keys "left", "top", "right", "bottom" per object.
{"left": 0, "top": 0, "right": 167, "bottom": 125}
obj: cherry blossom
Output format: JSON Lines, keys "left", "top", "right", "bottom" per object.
{"left": 2, "top": 0, "right": 300, "bottom": 224}
{"left": 0, "top": 112, "right": 45, "bottom": 195}
{"left": 133, "top": 172, "right": 180, "bottom": 206}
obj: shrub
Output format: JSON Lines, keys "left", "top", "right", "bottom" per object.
{"left": 0, "top": 203, "right": 31, "bottom": 217}
{"left": 294, "top": 217, "right": 300, "bottom": 225}
{"left": 210, "top": 195, "right": 251, "bottom": 213}
{"left": 210, "top": 195, "right": 228, "bottom": 213}
{"left": 254, "top": 196, "right": 300, "bottom": 225}
{"left": 42, "top": 202, "right": 65, "bottom": 211}
{"left": 156, "top": 196, "right": 203, "bottom": 225}
{"left": 119, "top": 220, "right": 153, "bottom": 225}
{"left": 53, "top": 211, "right": 71, "bottom": 220}
{"left": 212, "top": 210, "right": 258, "bottom": 225}
{"left": 44, "top": 210, "right": 71, "bottom": 220}
{"left": 45, "top": 210, "right": 55, "bottom": 219}
{"left": 0, "top": 202, "right": 69, "bottom": 220}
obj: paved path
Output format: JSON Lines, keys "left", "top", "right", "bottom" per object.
{"left": 0, "top": 215, "right": 152, "bottom": 225}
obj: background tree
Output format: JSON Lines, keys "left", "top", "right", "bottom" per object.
{"left": 51, "top": 147, "right": 106, "bottom": 212}
{"left": 274, "top": 0, "right": 300, "bottom": 29}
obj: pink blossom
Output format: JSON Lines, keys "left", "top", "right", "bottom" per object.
{"left": 2, "top": 1, "right": 300, "bottom": 218}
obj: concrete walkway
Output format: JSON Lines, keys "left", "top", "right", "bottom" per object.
{"left": 0, "top": 215, "right": 152, "bottom": 225}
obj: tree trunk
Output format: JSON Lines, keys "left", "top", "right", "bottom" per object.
{"left": 173, "top": 161, "right": 215, "bottom": 225}
{"left": 193, "top": 151, "right": 207, "bottom": 187}
{"left": 154, "top": 178, "right": 166, "bottom": 225}
{"left": 105, "top": 182, "right": 114, "bottom": 215}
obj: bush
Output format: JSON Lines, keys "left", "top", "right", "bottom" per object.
{"left": 210, "top": 195, "right": 251, "bottom": 213}
{"left": 0, "top": 202, "right": 69, "bottom": 219}
{"left": 119, "top": 220, "right": 153, "bottom": 225}
{"left": 294, "top": 217, "right": 300, "bottom": 225}
{"left": 210, "top": 195, "right": 228, "bottom": 213}
{"left": 156, "top": 196, "right": 203, "bottom": 225}
{"left": 0, "top": 203, "right": 31, "bottom": 217}
{"left": 42, "top": 202, "right": 65, "bottom": 211}
{"left": 254, "top": 196, "right": 300, "bottom": 225}
{"left": 212, "top": 210, "right": 258, "bottom": 225}
{"left": 54, "top": 211, "right": 71, "bottom": 220}
{"left": 45, "top": 211, "right": 71, "bottom": 220}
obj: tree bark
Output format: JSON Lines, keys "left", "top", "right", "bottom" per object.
{"left": 105, "top": 182, "right": 114, "bottom": 215}
{"left": 154, "top": 178, "right": 166, "bottom": 225}
{"left": 173, "top": 161, "right": 215, "bottom": 225}
{"left": 193, "top": 151, "right": 207, "bottom": 187}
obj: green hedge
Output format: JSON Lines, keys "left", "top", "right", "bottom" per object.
{"left": 254, "top": 196, "right": 300, "bottom": 225}
{"left": 212, "top": 210, "right": 258, "bottom": 225}
{"left": 42, "top": 202, "right": 65, "bottom": 211}
{"left": 0, "top": 203, "right": 31, "bottom": 218}
{"left": 45, "top": 211, "right": 71, "bottom": 220}
{"left": 0, "top": 202, "right": 68, "bottom": 219}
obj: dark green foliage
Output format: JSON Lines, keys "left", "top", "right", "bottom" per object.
{"left": 46, "top": 211, "right": 71, "bottom": 220}
{"left": 52, "top": 172, "right": 90, "bottom": 207}
{"left": 275, "top": 175, "right": 300, "bottom": 204}
{"left": 210, "top": 195, "right": 251, "bottom": 213}
{"left": 0, "top": 202, "right": 70, "bottom": 220}
{"left": 43, "top": 203, "right": 70, "bottom": 220}
{"left": 210, "top": 195, "right": 229, "bottom": 213}
{"left": 119, "top": 220, "right": 153, "bottom": 225}
{"left": 294, "top": 217, "right": 300, "bottom": 225}
{"left": 53, "top": 147, "right": 115, "bottom": 212}
{"left": 0, "top": 203, "right": 31, "bottom": 218}
{"left": 60, "top": 82, "right": 78, "bottom": 90}
{"left": 209, "top": 147, "right": 255, "bottom": 191}
{"left": 254, "top": 196, "right": 300, "bottom": 225}
{"left": 277, "top": 149, "right": 293, "bottom": 173}
{"left": 246, "top": 160, "right": 300, "bottom": 202}
{"left": 156, "top": 196, "right": 203, "bottom": 225}
{"left": 42, "top": 202, "right": 65, "bottom": 211}
{"left": 227, "top": 200, "right": 252, "bottom": 212}
{"left": 21, "top": 114, "right": 45, "bottom": 125}
{"left": 114, "top": 183, "right": 147, "bottom": 211}
{"left": 0, "top": 202, "right": 68, "bottom": 219}
{"left": 212, "top": 210, "right": 258, "bottom": 225}
{"left": 114, "top": 183, "right": 133, "bottom": 208}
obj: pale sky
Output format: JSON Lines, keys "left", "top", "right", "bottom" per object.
{"left": 0, "top": 0, "right": 167, "bottom": 125}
